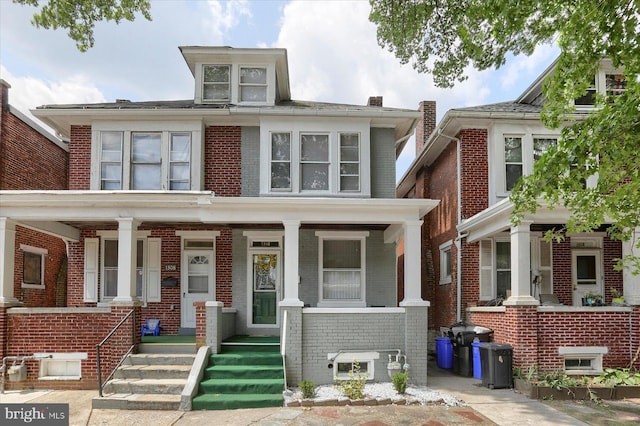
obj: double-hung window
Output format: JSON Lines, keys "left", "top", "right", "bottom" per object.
{"left": 203, "top": 65, "right": 230, "bottom": 102}
{"left": 261, "top": 119, "right": 370, "bottom": 196}
{"left": 94, "top": 125, "right": 198, "bottom": 191}
{"left": 102, "top": 239, "right": 144, "bottom": 300}
{"left": 317, "top": 231, "right": 368, "bottom": 307}
{"left": 504, "top": 136, "right": 523, "bottom": 191}
{"left": 240, "top": 67, "right": 267, "bottom": 102}
{"left": 439, "top": 241, "right": 453, "bottom": 285}
{"left": 480, "top": 239, "right": 511, "bottom": 301}
{"left": 575, "top": 61, "right": 627, "bottom": 108}
{"left": 21, "top": 245, "right": 47, "bottom": 289}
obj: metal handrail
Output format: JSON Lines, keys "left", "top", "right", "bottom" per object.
{"left": 96, "top": 308, "right": 136, "bottom": 397}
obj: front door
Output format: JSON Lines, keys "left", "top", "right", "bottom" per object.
{"left": 248, "top": 250, "right": 281, "bottom": 327}
{"left": 572, "top": 250, "right": 602, "bottom": 306}
{"left": 181, "top": 250, "right": 214, "bottom": 328}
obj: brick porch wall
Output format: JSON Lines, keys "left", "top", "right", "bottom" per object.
{"left": 469, "top": 306, "right": 640, "bottom": 372}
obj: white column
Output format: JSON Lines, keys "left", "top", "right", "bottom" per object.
{"left": 400, "top": 220, "right": 429, "bottom": 307}
{"left": 622, "top": 228, "right": 640, "bottom": 305}
{"left": 504, "top": 220, "right": 538, "bottom": 306}
{"left": 0, "top": 218, "right": 20, "bottom": 306}
{"left": 113, "top": 218, "right": 140, "bottom": 303}
{"left": 281, "top": 220, "right": 303, "bottom": 307}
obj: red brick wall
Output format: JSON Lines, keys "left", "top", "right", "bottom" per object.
{"left": 204, "top": 126, "right": 242, "bottom": 195}
{"left": 425, "top": 142, "right": 459, "bottom": 329}
{"left": 551, "top": 237, "right": 573, "bottom": 305}
{"left": 13, "top": 226, "right": 67, "bottom": 307}
{"left": 0, "top": 107, "right": 68, "bottom": 190}
{"left": 459, "top": 129, "right": 489, "bottom": 219}
{"left": 415, "top": 101, "right": 436, "bottom": 155}
{"left": 469, "top": 307, "right": 640, "bottom": 372}
{"left": 69, "top": 125, "right": 92, "bottom": 190}
{"left": 194, "top": 301, "right": 206, "bottom": 348}
{"left": 461, "top": 241, "right": 480, "bottom": 316}
{"left": 604, "top": 236, "right": 624, "bottom": 303}
{"left": 5, "top": 308, "right": 127, "bottom": 389}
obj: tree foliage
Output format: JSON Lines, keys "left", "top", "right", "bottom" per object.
{"left": 370, "top": 0, "right": 640, "bottom": 270}
{"left": 14, "top": 0, "right": 152, "bottom": 52}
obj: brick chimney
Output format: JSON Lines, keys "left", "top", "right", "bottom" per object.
{"left": 367, "top": 96, "right": 383, "bottom": 107}
{"left": 415, "top": 100, "right": 436, "bottom": 155}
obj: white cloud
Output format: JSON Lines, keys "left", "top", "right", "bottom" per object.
{"left": 500, "top": 44, "right": 559, "bottom": 92}
{"left": 204, "top": 0, "right": 252, "bottom": 41}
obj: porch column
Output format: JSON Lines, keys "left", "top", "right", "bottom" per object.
{"left": 504, "top": 220, "right": 538, "bottom": 306}
{"left": 401, "top": 220, "right": 429, "bottom": 306}
{"left": 113, "top": 218, "right": 140, "bottom": 304}
{"left": 622, "top": 228, "right": 640, "bottom": 305}
{"left": 0, "top": 218, "right": 20, "bottom": 306}
{"left": 281, "top": 220, "right": 303, "bottom": 307}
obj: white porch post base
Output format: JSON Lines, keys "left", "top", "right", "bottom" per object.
{"left": 402, "top": 220, "right": 424, "bottom": 305}
{"left": 503, "top": 296, "right": 539, "bottom": 306}
{"left": 282, "top": 220, "right": 302, "bottom": 305}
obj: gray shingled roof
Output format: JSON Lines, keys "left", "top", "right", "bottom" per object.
{"left": 451, "top": 101, "right": 542, "bottom": 114}
{"left": 35, "top": 99, "right": 417, "bottom": 113}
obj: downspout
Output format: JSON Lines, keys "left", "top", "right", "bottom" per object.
{"left": 437, "top": 128, "right": 463, "bottom": 321}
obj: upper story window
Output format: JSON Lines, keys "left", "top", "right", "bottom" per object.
{"left": 260, "top": 119, "right": 370, "bottom": 196}
{"left": 92, "top": 123, "right": 202, "bottom": 191}
{"left": 502, "top": 134, "right": 557, "bottom": 193}
{"left": 575, "top": 63, "right": 627, "bottom": 108}
{"left": 203, "top": 65, "right": 230, "bottom": 102}
{"left": 198, "top": 63, "right": 274, "bottom": 105}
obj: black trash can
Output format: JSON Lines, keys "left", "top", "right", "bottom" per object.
{"left": 479, "top": 343, "right": 513, "bottom": 389}
{"left": 453, "top": 345, "right": 473, "bottom": 376}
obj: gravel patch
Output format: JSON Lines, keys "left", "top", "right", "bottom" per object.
{"left": 284, "top": 382, "right": 464, "bottom": 407}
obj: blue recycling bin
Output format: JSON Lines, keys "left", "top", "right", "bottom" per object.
{"left": 472, "top": 341, "right": 483, "bottom": 379}
{"left": 436, "top": 337, "right": 453, "bottom": 369}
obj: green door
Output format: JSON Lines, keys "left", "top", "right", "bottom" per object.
{"left": 251, "top": 252, "right": 280, "bottom": 325}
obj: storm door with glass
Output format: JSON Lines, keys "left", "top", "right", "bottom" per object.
{"left": 249, "top": 250, "right": 281, "bottom": 327}
{"left": 181, "top": 248, "right": 214, "bottom": 329}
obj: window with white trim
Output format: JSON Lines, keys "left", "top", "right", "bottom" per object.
{"left": 239, "top": 67, "right": 267, "bottom": 102}
{"left": 439, "top": 241, "right": 453, "bottom": 285}
{"left": 317, "top": 231, "right": 368, "bottom": 307}
{"left": 559, "top": 347, "right": 607, "bottom": 375}
{"left": 575, "top": 61, "right": 627, "bottom": 108}
{"left": 21, "top": 245, "right": 47, "bottom": 289}
{"left": 198, "top": 63, "right": 275, "bottom": 105}
{"left": 501, "top": 134, "right": 558, "bottom": 193}
{"left": 93, "top": 124, "right": 198, "bottom": 191}
{"left": 330, "top": 352, "right": 378, "bottom": 381}
{"left": 37, "top": 353, "right": 87, "bottom": 381}
{"left": 102, "top": 239, "right": 144, "bottom": 300}
{"left": 203, "top": 65, "right": 230, "bottom": 102}
{"left": 261, "top": 119, "right": 370, "bottom": 196}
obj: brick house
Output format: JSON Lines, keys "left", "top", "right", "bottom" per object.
{"left": 398, "top": 59, "right": 640, "bottom": 374}
{"left": 0, "top": 80, "right": 69, "bottom": 309}
{"left": 0, "top": 47, "right": 438, "bottom": 391}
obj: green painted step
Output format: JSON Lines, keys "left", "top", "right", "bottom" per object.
{"left": 205, "top": 364, "right": 283, "bottom": 380}
{"left": 199, "top": 378, "right": 284, "bottom": 394}
{"left": 192, "top": 393, "right": 283, "bottom": 411}
{"left": 210, "top": 352, "right": 282, "bottom": 366}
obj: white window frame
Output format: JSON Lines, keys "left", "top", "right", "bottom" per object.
{"left": 20, "top": 244, "right": 47, "bottom": 289}
{"left": 96, "top": 230, "right": 152, "bottom": 303}
{"left": 575, "top": 60, "right": 626, "bottom": 110}
{"left": 329, "top": 351, "right": 378, "bottom": 381}
{"left": 91, "top": 121, "right": 202, "bottom": 191}
{"left": 260, "top": 118, "right": 371, "bottom": 197}
{"left": 239, "top": 66, "right": 268, "bottom": 103}
{"left": 316, "top": 231, "right": 368, "bottom": 308}
{"left": 490, "top": 124, "right": 560, "bottom": 202}
{"left": 531, "top": 236, "right": 553, "bottom": 299}
{"left": 195, "top": 63, "right": 276, "bottom": 105}
{"left": 439, "top": 240, "right": 453, "bottom": 285}
{"left": 559, "top": 347, "right": 607, "bottom": 375}
{"left": 202, "top": 64, "right": 231, "bottom": 103}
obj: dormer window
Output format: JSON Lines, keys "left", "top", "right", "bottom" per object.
{"left": 203, "top": 65, "right": 230, "bottom": 102}
{"left": 198, "top": 63, "right": 275, "bottom": 105}
{"left": 240, "top": 67, "right": 267, "bottom": 102}
{"left": 575, "top": 63, "right": 626, "bottom": 108}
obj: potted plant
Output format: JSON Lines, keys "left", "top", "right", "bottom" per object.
{"left": 611, "top": 288, "right": 625, "bottom": 305}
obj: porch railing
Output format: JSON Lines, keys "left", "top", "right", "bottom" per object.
{"left": 96, "top": 309, "right": 136, "bottom": 397}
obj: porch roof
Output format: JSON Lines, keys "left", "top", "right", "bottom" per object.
{"left": 0, "top": 191, "right": 438, "bottom": 241}
{"left": 458, "top": 198, "right": 573, "bottom": 243}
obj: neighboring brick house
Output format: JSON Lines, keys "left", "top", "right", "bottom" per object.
{"left": 0, "top": 80, "right": 69, "bottom": 309}
{"left": 0, "top": 47, "right": 438, "bottom": 390}
{"left": 398, "top": 59, "right": 640, "bottom": 374}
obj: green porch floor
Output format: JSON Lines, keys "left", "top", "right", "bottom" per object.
{"left": 141, "top": 335, "right": 196, "bottom": 344}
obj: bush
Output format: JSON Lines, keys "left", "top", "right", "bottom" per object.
{"left": 392, "top": 371, "right": 408, "bottom": 394}
{"left": 337, "top": 360, "right": 367, "bottom": 399}
{"left": 298, "top": 379, "right": 316, "bottom": 399}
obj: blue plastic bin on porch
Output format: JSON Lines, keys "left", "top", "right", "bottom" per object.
{"left": 472, "top": 341, "right": 483, "bottom": 379}
{"left": 436, "top": 337, "right": 453, "bottom": 369}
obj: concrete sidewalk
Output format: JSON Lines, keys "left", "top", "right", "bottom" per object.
{"left": 3, "top": 368, "right": 639, "bottom": 425}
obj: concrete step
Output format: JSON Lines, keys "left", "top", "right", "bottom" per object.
{"left": 92, "top": 393, "right": 181, "bottom": 410}
{"left": 103, "top": 378, "right": 187, "bottom": 395}
{"left": 126, "top": 353, "right": 196, "bottom": 366}
{"left": 114, "top": 364, "right": 192, "bottom": 380}
{"left": 138, "top": 343, "right": 196, "bottom": 354}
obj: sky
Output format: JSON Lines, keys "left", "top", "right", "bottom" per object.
{"left": 0, "top": 0, "right": 558, "bottom": 181}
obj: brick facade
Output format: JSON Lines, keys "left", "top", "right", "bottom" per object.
{"left": 204, "top": 126, "right": 242, "bottom": 195}
{"left": 68, "top": 125, "right": 92, "bottom": 190}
